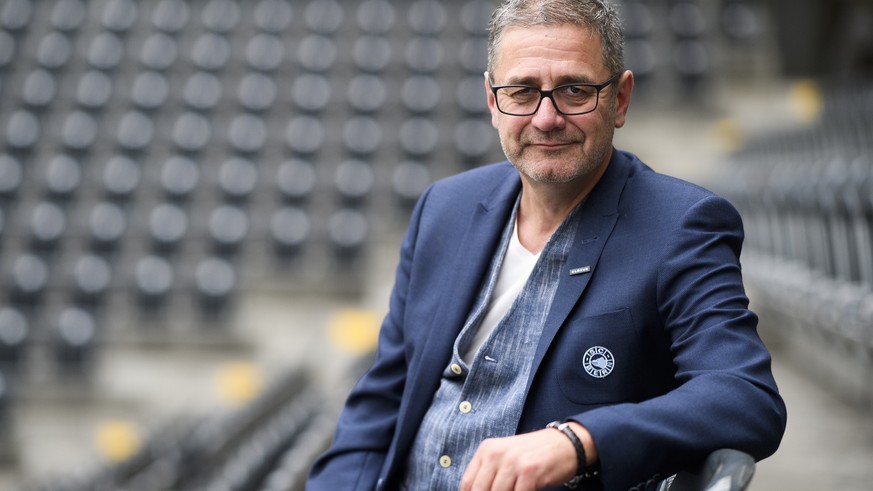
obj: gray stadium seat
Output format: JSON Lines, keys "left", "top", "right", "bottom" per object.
{"left": 76, "top": 70, "right": 113, "bottom": 111}
{"left": 140, "top": 32, "right": 179, "bottom": 71}
{"left": 285, "top": 117, "right": 325, "bottom": 155}
{"left": 116, "top": 110, "right": 156, "bottom": 152}
{"left": 54, "top": 307, "right": 98, "bottom": 374}
{"left": 201, "top": 0, "right": 240, "bottom": 33}
{"left": 148, "top": 203, "right": 188, "bottom": 252}
{"left": 160, "top": 155, "right": 200, "bottom": 200}
{"left": 0, "top": 154, "right": 23, "bottom": 200}
{"left": 88, "top": 202, "right": 127, "bottom": 252}
{"left": 304, "top": 0, "right": 344, "bottom": 34}
{"left": 253, "top": 0, "right": 293, "bottom": 34}
{"left": 357, "top": 0, "right": 396, "bottom": 35}
{"left": 219, "top": 157, "right": 259, "bottom": 202}
{"left": 101, "top": 0, "right": 138, "bottom": 33}
{"left": 208, "top": 205, "right": 250, "bottom": 254}
{"left": 131, "top": 71, "right": 170, "bottom": 110}
{"left": 276, "top": 158, "right": 318, "bottom": 203}
{"left": 172, "top": 112, "right": 212, "bottom": 153}
{"left": 237, "top": 72, "right": 278, "bottom": 113}
{"left": 0, "top": 307, "right": 28, "bottom": 371}
{"left": 44, "top": 154, "right": 83, "bottom": 199}
{"left": 134, "top": 255, "right": 174, "bottom": 308}
{"left": 292, "top": 73, "right": 332, "bottom": 113}
{"left": 270, "top": 206, "right": 311, "bottom": 257}
{"left": 408, "top": 0, "right": 447, "bottom": 35}
{"left": 245, "top": 34, "right": 285, "bottom": 72}
{"left": 21, "top": 69, "right": 57, "bottom": 110}
{"left": 70, "top": 254, "right": 112, "bottom": 305}
{"left": 50, "top": 0, "right": 87, "bottom": 32}
{"left": 348, "top": 74, "right": 388, "bottom": 114}
{"left": 0, "top": 0, "right": 31, "bottom": 32}
{"left": 87, "top": 32, "right": 124, "bottom": 71}
{"left": 152, "top": 0, "right": 190, "bottom": 33}
{"left": 228, "top": 114, "right": 268, "bottom": 154}
{"left": 29, "top": 202, "right": 67, "bottom": 251}
{"left": 335, "top": 159, "right": 375, "bottom": 205}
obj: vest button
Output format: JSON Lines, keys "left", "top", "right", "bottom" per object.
{"left": 450, "top": 363, "right": 463, "bottom": 375}
{"left": 439, "top": 455, "right": 452, "bottom": 468}
{"left": 459, "top": 401, "right": 472, "bottom": 413}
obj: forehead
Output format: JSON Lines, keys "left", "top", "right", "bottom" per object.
{"left": 492, "top": 24, "right": 606, "bottom": 82}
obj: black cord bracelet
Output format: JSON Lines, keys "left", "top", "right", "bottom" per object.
{"left": 547, "top": 420, "right": 598, "bottom": 488}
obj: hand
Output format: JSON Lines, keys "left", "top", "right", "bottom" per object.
{"left": 459, "top": 426, "right": 582, "bottom": 491}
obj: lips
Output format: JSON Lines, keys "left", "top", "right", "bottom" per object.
{"left": 533, "top": 142, "right": 571, "bottom": 146}
{"left": 527, "top": 141, "right": 576, "bottom": 150}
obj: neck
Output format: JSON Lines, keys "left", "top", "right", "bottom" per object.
{"left": 515, "top": 159, "right": 610, "bottom": 254}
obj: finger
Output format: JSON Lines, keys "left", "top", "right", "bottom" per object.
{"left": 460, "top": 454, "right": 482, "bottom": 491}
{"left": 490, "top": 463, "right": 518, "bottom": 491}
{"left": 466, "top": 440, "right": 501, "bottom": 491}
{"left": 511, "top": 463, "right": 542, "bottom": 491}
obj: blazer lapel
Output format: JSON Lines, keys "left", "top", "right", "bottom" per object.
{"left": 525, "top": 150, "right": 632, "bottom": 395}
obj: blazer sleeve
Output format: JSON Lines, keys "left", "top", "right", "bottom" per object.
{"left": 572, "top": 195, "right": 787, "bottom": 490}
{"left": 306, "top": 186, "right": 432, "bottom": 491}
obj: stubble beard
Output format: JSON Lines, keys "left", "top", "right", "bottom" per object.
{"left": 503, "top": 127, "right": 613, "bottom": 185}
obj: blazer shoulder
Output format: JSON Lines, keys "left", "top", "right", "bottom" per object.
{"left": 622, "top": 152, "right": 733, "bottom": 210}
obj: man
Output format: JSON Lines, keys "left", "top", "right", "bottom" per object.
{"left": 307, "top": 1, "right": 786, "bottom": 490}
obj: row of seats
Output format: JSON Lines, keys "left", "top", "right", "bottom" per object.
{"left": 2, "top": 112, "right": 492, "bottom": 161}
{"left": 1, "top": 29, "right": 494, "bottom": 75}
{"left": 716, "top": 81, "right": 873, "bottom": 287}
{"left": 0, "top": 151, "right": 434, "bottom": 208}
{"left": 20, "top": 362, "right": 355, "bottom": 491}
{"left": 709, "top": 80, "right": 873, "bottom": 407}
{"left": 0, "top": 0, "right": 494, "bottom": 38}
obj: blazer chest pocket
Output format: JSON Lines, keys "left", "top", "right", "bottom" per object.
{"left": 554, "top": 308, "right": 643, "bottom": 405}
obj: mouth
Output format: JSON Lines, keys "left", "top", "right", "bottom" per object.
{"left": 529, "top": 141, "right": 574, "bottom": 150}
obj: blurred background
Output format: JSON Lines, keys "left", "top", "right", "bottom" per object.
{"left": 0, "top": 0, "right": 871, "bottom": 490}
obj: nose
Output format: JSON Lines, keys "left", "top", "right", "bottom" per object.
{"left": 531, "top": 95, "right": 565, "bottom": 131}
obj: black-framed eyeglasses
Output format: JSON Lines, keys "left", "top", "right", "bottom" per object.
{"left": 489, "top": 72, "right": 622, "bottom": 116}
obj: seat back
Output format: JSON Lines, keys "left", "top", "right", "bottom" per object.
{"left": 658, "top": 449, "right": 756, "bottom": 491}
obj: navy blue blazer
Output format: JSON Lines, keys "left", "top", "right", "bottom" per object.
{"left": 308, "top": 150, "right": 786, "bottom": 491}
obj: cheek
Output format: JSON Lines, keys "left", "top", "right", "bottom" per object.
{"left": 495, "top": 118, "right": 522, "bottom": 141}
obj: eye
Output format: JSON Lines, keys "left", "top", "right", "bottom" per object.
{"left": 562, "top": 85, "right": 593, "bottom": 97}
{"left": 557, "top": 85, "right": 596, "bottom": 104}
{"left": 506, "top": 86, "right": 537, "bottom": 99}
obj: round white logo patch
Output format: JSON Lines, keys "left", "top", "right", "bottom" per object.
{"left": 583, "top": 346, "right": 615, "bottom": 378}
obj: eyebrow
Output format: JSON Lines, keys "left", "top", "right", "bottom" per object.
{"left": 499, "top": 74, "right": 598, "bottom": 86}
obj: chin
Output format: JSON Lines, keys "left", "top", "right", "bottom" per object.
{"left": 521, "top": 166, "right": 582, "bottom": 184}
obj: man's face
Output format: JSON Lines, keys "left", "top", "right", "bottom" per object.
{"left": 485, "top": 24, "right": 631, "bottom": 185}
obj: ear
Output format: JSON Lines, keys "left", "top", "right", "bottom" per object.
{"left": 613, "top": 70, "right": 634, "bottom": 128}
{"left": 484, "top": 71, "right": 500, "bottom": 128}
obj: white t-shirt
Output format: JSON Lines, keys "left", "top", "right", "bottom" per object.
{"left": 463, "top": 218, "right": 540, "bottom": 363}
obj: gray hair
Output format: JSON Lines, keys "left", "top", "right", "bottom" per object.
{"left": 487, "top": 0, "right": 625, "bottom": 76}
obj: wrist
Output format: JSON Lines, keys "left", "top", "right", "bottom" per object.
{"left": 547, "top": 420, "right": 600, "bottom": 488}
{"left": 563, "top": 421, "right": 598, "bottom": 467}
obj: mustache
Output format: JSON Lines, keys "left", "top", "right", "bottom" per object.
{"left": 520, "top": 130, "right": 581, "bottom": 146}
